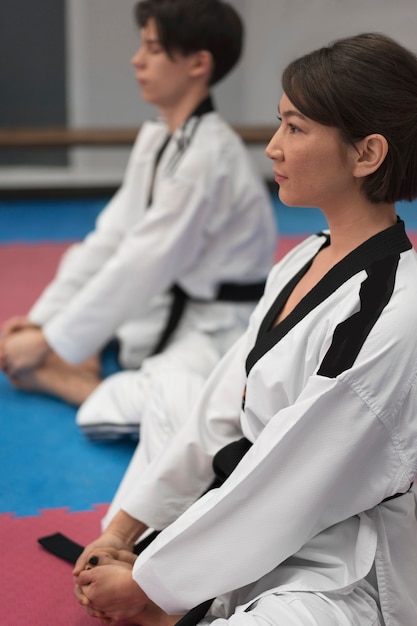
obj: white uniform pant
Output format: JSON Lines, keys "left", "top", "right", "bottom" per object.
{"left": 76, "top": 330, "right": 221, "bottom": 440}
{"left": 99, "top": 362, "right": 208, "bottom": 528}
{"left": 205, "top": 585, "right": 383, "bottom": 626}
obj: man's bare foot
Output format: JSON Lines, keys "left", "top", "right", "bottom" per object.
{"left": 79, "top": 354, "right": 101, "bottom": 377}
{"left": 9, "top": 352, "right": 102, "bottom": 406}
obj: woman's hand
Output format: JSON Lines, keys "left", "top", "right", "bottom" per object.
{"left": 73, "top": 510, "right": 148, "bottom": 576}
{"left": 74, "top": 563, "right": 149, "bottom": 625}
{"left": 83, "top": 546, "right": 138, "bottom": 570}
{"left": 73, "top": 533, "right": 134, "bottom": 577}
{"left": 75, "top": 558, "right": 182, "bottom": 626}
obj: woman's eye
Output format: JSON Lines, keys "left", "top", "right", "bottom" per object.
{"left": 276, "top": 117, "right": 300, "bottom": 134}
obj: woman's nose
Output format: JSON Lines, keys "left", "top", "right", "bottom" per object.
{"left": 265, "top": 128, "right": 283, "bottom": 161}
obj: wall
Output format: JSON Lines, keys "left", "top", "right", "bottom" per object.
{"left": 66, "top": 0, "right": 247, "bottom": 175}
{"left": 66, "top": 0, "right": 417, "bottom": 180}
{"left": 1, "top": 0, "right": 416, "bottom": 186}
{"left": 0, "top": 0, "right": 67, "bottom": 166}
{"left": 239, "top": 0, "right": 417, "bottom": 175}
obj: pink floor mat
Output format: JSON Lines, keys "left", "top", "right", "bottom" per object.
{"left": 0, "top": 242, "right": 71, "bottom": 321}
{"left": 1, "top": 505, "right": 109, "bottom": 625}
{"left": 0, "top": 237, "right": 295, "bottom": 325}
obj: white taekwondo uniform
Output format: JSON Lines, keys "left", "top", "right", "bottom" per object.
{"left": 27, "top": 97, "right": 276, "bottom": 438}
{"left": 114, "top": 220, "right": 417, "bottom": 625}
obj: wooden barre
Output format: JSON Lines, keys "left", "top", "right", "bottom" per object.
{"left": 0, "top": 125, "right": 276, "bottom": 149}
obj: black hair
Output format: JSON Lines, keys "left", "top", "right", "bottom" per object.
{"left": 282, "top": 33, "right": 417, "bottom": 203}
{"left": 134, "top": 0, "right": 243, "bottom": 85}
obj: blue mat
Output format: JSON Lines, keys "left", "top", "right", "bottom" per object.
{"left": 0, "top": 196, "right": 135, "bottom": 516}
{"left": 0, "top": 372, "right": 136, "bottom": 517}
{"left": 1, "top": 194, "right": 416, "bottom": 242}
{"left": 0, "top": 197, "right": 107, "bottom": 242}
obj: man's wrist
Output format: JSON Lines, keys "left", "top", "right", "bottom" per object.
{"left": 39, "top": 330, "right": 52, "bottom": 356}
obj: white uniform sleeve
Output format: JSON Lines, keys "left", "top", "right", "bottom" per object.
{"left": 42, "top": 164, "right": 216, "bottom": 363}
{"left": 27, "top": 127, "right": 153, "bottom": 327}
{"left": 28, "top": 184, "right": 134, "bottom": 326}
{"left": 132, "top": 372, "right": 413, "bottom": 614}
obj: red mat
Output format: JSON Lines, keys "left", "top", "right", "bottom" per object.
{"left": 0, "top": 237, "right": 299, "bottom": 325}
{"left": 0, "top": 242, "right": 71, "bottom": 322}
{"left": 274, "top": 235, "right": 304, "bottom": 261}
{"left": 1, "top": 505, "right": 108, "bottom": 625}
{"left": 1, "top": 232, "right": 415, "bottom": 322}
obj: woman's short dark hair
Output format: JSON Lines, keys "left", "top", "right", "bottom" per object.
{"left": 282, "top": 33, "right": 417, "bottom": 203}
{"left": 134, "top": 0, "right": 243, "bottom": 86}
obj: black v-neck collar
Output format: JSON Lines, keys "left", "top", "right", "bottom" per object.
{"left": 189, "top": 95, "right": 215, "bottom": 119}
{"left": 147, "top": 96, "right": 215, "bottom": 207}
{"left": 246, "top": 220, "right": 411, "bottom": 376}
{"left": 175, "top": 95, "right": 215, "bottom": 144}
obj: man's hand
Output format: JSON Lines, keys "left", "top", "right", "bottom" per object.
{"left": 1, "top": 315, "right": 36, "bottom": 337}
{"left": 0, "top": 327, "right": 50, "bottom": 375}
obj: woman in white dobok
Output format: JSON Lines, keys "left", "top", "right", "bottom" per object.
{"left": 73, "top": 32, "right": 417, "bottom": 626}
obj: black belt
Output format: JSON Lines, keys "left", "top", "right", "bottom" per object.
{"left": 151, "top": 281, "right": 266, "bottom": 356}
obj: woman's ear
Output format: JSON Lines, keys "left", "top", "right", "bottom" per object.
{"left": 352, "top": 134, "right": 389, "bottom": 179}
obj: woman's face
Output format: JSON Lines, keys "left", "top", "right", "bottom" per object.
{"left": 266, "top": 94, "right": 358, "bottom": 211}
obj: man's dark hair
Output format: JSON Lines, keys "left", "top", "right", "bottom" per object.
{"left": 282, "top": 32, "right": 417, "bottom": 203}
{"left": 134, "top": 0, "right": 243, "bottom": 85}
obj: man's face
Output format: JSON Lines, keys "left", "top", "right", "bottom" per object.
{"left": 131, "top": 19, "right": 195, "bottom": 111}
